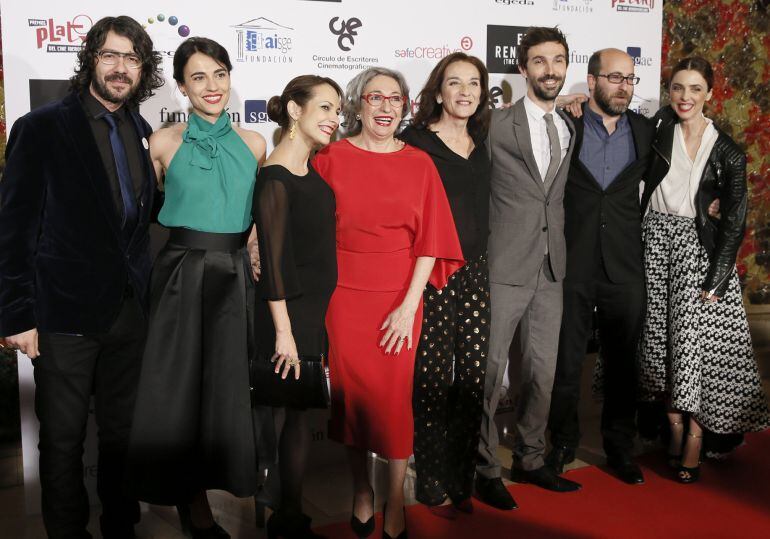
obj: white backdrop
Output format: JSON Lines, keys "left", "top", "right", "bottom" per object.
{"left": 2, "top": 0, "right": 662, "bottom": 514}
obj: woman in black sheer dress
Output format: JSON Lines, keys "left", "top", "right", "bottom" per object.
{"left": 252, "top": 75, "right": 343, "bottom": 538}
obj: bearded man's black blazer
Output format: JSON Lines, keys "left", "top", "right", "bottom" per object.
{"left": 563, "top": 104, "right": 655, "bottom": 284}
{"left": 0, "top": 91, "right": 156, "bottom": 337}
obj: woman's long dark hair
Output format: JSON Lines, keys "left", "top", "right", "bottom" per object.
{"left": 411, "top": 52, "right": 490, "bottom": 140}
{"left": 69, "top": 16, "right": 163, "bottom": 107}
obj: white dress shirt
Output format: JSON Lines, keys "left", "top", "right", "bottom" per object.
{"left": 523, "top": 95, "right": 571, "bottom": 181}
{"left": 651, "top": 118, "right": 718, "bottom": 218}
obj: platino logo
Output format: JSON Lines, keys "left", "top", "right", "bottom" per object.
{"left": 28, "top": 14, "right": 92, "bottom": 52}
{"left": 612, "top": 0, "right": 655, "bottom": 12}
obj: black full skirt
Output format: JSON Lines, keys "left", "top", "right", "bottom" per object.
{"left": 128, "top": 236, "right": 257, "bottom": 505}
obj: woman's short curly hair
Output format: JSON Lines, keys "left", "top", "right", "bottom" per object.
{"left": 342, "top": 67, "right": 410, "bottom": 136}
{"left": 69, "top": 16, "right": 163, "bottom": 107}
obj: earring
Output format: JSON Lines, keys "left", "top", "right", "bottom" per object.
{"left": 355, "top": 114, "right": 361, "bottom": 121}
{"left": 289, "top": 121, "right": 297, "bottom": 140}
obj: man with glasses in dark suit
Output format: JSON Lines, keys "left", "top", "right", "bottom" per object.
{"left": 0, "top": 16, "right": 162, "bottom": 538}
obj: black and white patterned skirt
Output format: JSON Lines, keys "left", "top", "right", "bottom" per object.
{"left": 637, "top": 210, "right": 769, "bottom": 434}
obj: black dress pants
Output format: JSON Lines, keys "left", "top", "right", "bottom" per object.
{"left": 548, "top": 272, "right": 644, "bottom": 458}
{"left": 413, "top": 255, "right": 489, "bottom": 505}
{"left": 34, "top": 294, "right": 145, "bottom": 539}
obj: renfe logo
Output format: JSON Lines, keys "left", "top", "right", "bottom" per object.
{"left": 29, "top": 15, "right": 92, "bottom": 52}
{"left": 612, "top": 0, "right": 654, "bottom": 12}
{"left": 245, "top": 100, "right": 269, "bottom": 123}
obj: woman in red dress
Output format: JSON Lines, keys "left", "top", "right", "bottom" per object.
{"left": 313, "top": 67, "right": 464, "bottom": 539}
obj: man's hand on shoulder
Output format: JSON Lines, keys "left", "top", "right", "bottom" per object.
{"left": 3, "top": 328, "right": 39, "bottom": 358}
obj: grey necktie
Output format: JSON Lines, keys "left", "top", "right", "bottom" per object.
{"left": 543, "top": 113, "right": 561, "bottom": 188}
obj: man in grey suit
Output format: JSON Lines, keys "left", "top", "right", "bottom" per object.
{"left": 475, "top": 27, "right": 581, "bottom": 510}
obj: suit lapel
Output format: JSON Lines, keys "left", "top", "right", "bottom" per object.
{"left": 58, "top": 93, "right": 122, "bottom": 239}
{"left": 512, "top": 99, "right": 545, "bottom": 194}
{"left": 126, "top": 110, "right": 155, "bottom": 248}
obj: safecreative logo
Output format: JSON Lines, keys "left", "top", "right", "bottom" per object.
{"left": 28, "top": 14, "right": 92, "bottom": 52}
{"left": 612, "top": 0, "right": 654, "bottom": 12}
{"left": 233, "top": 17, "right": 294, "bottom": 64}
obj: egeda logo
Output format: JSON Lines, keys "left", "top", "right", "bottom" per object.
{"left": 329, "top": 17, "right": 362, "bottom": 52}
{"left": 245, "top": 100, "right": 269, "bottom": 123}
{"left": 486, "top": 25, "right": 529, "bottom": 74}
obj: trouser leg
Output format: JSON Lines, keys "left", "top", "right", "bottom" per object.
{"left": 35, "top": 333, "right": 100, "bottom": 539}
{"left": 94, "top": 296, "right": 145, "bottom": 535}
{"left": 548, "top": 281, "right": 595, "bottom": 450}
{"left": 413, "top": 272, "right": 459, "bottom": 505}
{"left": 476, "top": 280, "right": 532, "bottom": 479}
{"left": 447, "top": 257, "right": 489, "bottom": 500}
{"left": 513, "top": 258, "right": 563, "bottom": 471}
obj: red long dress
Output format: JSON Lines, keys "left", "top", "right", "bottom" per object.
{"left": 313, "top": 139, "right": 464, "bottom": 458}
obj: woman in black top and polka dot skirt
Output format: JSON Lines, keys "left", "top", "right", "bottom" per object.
{"left": 399, "top": 53, "right": 491, "bottom": 517}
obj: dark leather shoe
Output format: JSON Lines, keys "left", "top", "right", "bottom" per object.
{"left": 510, "top": 465, "right": 581, "bottom": 492}
{"left": 545, "top": 445, "right": 576, "bottom": 474}
{"left": 473, "top": 476, "right": 518, "bottom": 510}
{"left": 607, "top": 456, "right": 645, "bottom": 485}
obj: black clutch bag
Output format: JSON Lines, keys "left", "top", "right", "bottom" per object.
{"left": 249, "top": 353, "right": 329, "bottom": 409}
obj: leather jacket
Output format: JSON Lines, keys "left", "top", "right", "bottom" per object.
{"left": 640, "top": 106, "right": 747, "bottom": 298}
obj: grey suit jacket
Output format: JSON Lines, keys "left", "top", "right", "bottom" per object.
{"left": 487, "top": 98, "right": 575, "bottom": 286}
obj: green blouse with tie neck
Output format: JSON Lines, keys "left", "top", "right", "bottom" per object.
{"left": 158, "top": 111, "right": 258, "bottom": 233}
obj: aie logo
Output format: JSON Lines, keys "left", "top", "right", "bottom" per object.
{"left": 245, "top": 100, "right": 269, "bottom": 123}
{"left": 329, "top": 17, "right": 362, "bottom": 52}
{"left": 626, "top": 46, "right": 654, "bottom": 67}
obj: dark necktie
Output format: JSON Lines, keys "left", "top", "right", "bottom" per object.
{"left": 543, "top": 112, "right": 562, "bottom": 187}
{"left": 101, "top": 112, "right": 138, "bottom": 231}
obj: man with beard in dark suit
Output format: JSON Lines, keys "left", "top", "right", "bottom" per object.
{"left": 545, "top": 48, "right": 654, "bottom": 485}
{"left": 0, "top": 16, "right": 162, "bottom": 538}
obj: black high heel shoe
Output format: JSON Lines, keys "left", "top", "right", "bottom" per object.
{"left": 382, "top": 503, "right": 407, "bottom": 539}
{"left": 350, "top": 487, "right": 375, "bottom": 538}
{"left": 176, "top": 504, "right": 230, "bottom": 538}
{"left": 677, "top": 432, "right": 703, "bottom": 484}
{"left": 267, "top": 511, "right": 326, "bottom": 539}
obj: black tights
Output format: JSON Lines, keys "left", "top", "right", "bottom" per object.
{"left": 277, "top": 407, "right": 310, "bottom": 515}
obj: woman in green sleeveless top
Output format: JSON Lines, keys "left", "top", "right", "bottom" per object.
{"left": 128, "top": 38, "right": 265, "bottom": 538}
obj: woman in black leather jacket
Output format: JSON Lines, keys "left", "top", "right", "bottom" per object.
{"left": 637, "top": 57, "right": 769, "bottom": 484}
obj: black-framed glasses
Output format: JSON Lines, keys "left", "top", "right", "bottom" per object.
{"left": 97, "top": 50, "right": 143, "bottom": 69}
{"left": 361, "top": 93, "right": 405, "bottom": 107}
{"left": 597, "top": 73, "right": 640, "bottom": 85}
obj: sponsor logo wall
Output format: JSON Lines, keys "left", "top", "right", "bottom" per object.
{"left": 0, "top": 0, "right": 662, "bottom": 514}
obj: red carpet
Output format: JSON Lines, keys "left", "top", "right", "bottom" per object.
{"left": 317, "top": 431, "right": 770, "bottom": 538}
